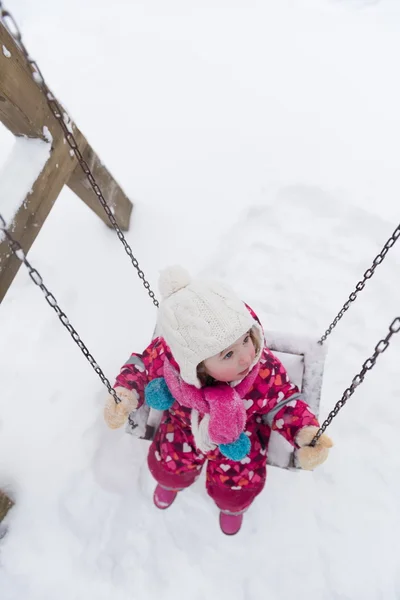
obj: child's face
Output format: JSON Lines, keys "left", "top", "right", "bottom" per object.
{"left": 203, "top": 331, "right": 256, "bottom": 383}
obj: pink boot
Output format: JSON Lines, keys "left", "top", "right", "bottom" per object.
{"left": 153, "top": 485, "right": 178, "bottom": 510}
{"left": 219, "top": 511, "right": 243, "bottom": 535}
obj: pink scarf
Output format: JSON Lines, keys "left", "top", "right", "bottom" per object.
{"left": 163, "top": 358, "right": 260, "bottom": 445}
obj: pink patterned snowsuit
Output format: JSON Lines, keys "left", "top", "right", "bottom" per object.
{"left": 114, "top": 323, "right": 319, "bottom": 514}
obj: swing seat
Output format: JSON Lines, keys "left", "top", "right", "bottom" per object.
{"left": 126, "top": 331, "right": 327, "bottom": 470}
{"left": 262, "top": 331, "right": 326, "bottom": 469}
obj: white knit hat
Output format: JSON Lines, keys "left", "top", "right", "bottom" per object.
{"left": 157, "top": 266, "right": 263, "bottom": 388}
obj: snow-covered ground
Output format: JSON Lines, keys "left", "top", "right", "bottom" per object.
{"left": 1, "top": 1, "right": 400, "bottom": 598}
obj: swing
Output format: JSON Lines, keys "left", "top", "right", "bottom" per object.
{"left": 1, "top": 4, "right": 400, "bottom": 473}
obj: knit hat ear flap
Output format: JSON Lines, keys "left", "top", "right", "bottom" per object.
{"left": 159, "top": 265, "right": 191, "bottom": 300}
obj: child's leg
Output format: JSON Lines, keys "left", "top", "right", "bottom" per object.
{"left": 147, "top": 417, "right": 206, "bottom": 491}
{"left": 206, "top": 444, "right": 267, "bottom": 513}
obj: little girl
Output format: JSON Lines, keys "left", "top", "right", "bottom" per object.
{"left": 104, "top": 266, "right": 332, "bottom": 535}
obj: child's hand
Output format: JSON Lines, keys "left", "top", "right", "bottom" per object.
{"left": 295, "top": 426, "right": 333, "bottom": 470}
{"left": 104, "top": 387, "right": 139, "bottom": 429}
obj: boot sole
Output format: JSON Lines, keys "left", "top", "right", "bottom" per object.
{"left": 153, "top": 490, "right": 177, "bottom": 510}
{"left": 219, "top": 512, "right": 242, "bottom": 535}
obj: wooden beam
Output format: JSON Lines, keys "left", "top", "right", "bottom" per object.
{"left": 0, "top": 490, "right": 13, "bottom": 526}
{"left": 0, "top": 135, "right": 78, "bottom": 303}
{"left": 67, "top": 141, "right": 133, "bottom": 231}
{"left": 0, "top": 22, "right": 52, "bottom": 139}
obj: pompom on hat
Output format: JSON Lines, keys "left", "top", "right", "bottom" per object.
{"left": 156, "top": 265, "right": 263, "bottom": 388}
{"left": 158, "top": 265, "right": 192, "bottom": 300}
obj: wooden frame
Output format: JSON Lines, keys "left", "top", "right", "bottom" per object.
{"left": 0, "top": 22, "right": 133, "bottom": 303}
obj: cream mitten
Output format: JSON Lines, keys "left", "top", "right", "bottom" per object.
{"left": 104, "top": 387, "right": 139, "bottom": 429}
{"left": 295, "top": 426, "right": 333, "bottom": 470}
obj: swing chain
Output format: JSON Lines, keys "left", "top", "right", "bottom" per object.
{"left": 0, "top": 215, "right": 122, "bottom": 405}
{"left": 311, "top": 316, "right": 400, "bottom": 445}
{"left": 319, "top": 223, "right": 400, "bottom": 344}
{"left": 0, "top": 3, "right": 159, "bottom": 309}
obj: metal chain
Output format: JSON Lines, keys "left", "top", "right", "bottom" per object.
{"left": 0, "top": 3, "right": 159, "bottom": 308}
{"left": 0, "top": 215, "right": 122, "bottom": 405}
{"left": 311, "top": 316, "right": 400, "bottom": 445}
{"left": 319, "top": 223, "right": 400, "bottom": 344}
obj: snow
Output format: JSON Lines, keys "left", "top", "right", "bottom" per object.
{"left": 14, "top": 248, "right": 25, "bottom": 261}
{"left": 1, "top": 0, "right": 400, "bottom": 599}
{"left": 2, "top": 44, "right": 11, "bottom": 58}
{"left": 42, "top": 126, "right": 53, "bottom": 143}
{"left": 0, "top": 126, "right": 14, "bottom": 178}
{"left": 62, "top": 113, "right": 74, "bottom": 134}
{"left": 32, "top": 71, "right": 43, "bottom": 85}
{"left": 0, "top": 136, "right": 51, "bottom": 239}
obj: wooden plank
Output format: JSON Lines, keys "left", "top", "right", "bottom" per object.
{"left": 0, "top": 489, "right": 13, "bottom": 525}
{"left": 0, "top": 135, "right": 76, "bottom": 303}
{"left": 0, "top": 22, "right": 54, "bottom": 139}
{"left": 67, "top": 141, "right": 133, "bottom": 231}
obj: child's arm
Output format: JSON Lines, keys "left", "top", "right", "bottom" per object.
{"left": 104, "top": 337, "right": 166, "bottom": 429}
{"left": 113, "top": 339, "right": 163, "bottom": 402}
{"left": 258, "top": 349, "right": 332, "bottom": 468}
{"left": 259, "top": 348, "right": 319, "bottom": 444}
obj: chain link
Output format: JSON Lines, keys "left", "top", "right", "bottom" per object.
{"left": 0, "top": 3, "right": 159, "bottom": 308}
{"left": 311, "top": 316, "right": 400, "bottom": 445}
{"left": 319, "top": 223, "right": 400, "bottom": 344}
{"left": 0, "top": 215, "right": 122, "bottom": 405}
